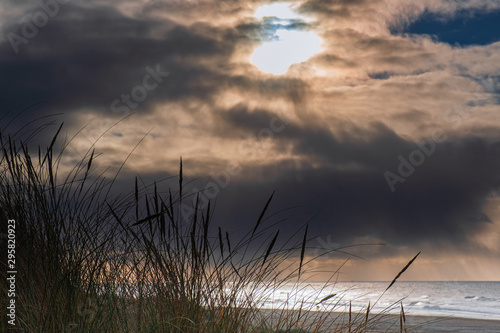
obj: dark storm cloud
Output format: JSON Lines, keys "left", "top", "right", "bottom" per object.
{"left": 203, "top": 103, "right": 500, "bottom": 250}
{"left": 0, "top": 2, "right": 314, "bottom": 130}
{"left": 210, "top": 134, "right": 500, "bottom": 252}
{"left": 0, "top": 4, "right": 235, "bottom": 116}
{"left": 219, "top": 104, "right": 279, "bottom": 131}
{"left": 219, "top": 104, "right": 412, "bottom": 166}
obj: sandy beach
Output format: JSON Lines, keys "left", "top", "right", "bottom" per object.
{"left": 356, "top": 314, "right": 500, "bottom": 333}
{"left": 394, "top": 315, "right": 500, "bottom": 332}
{"left": 255, "top": 309, "right": 500, "bottom": 332}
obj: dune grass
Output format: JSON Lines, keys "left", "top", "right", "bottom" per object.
{"left": 0, "top": 124, "right": 418, "bottom": 332}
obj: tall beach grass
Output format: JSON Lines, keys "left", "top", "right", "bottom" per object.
{"left": 0, "top": 123, "right": 418, "bottom": 332}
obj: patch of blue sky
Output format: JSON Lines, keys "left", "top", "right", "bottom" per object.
{"left": 394, "top": 9, "right": 500, "bottom": 46}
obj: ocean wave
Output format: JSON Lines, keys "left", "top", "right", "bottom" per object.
{"left": 477, "top": 296, "right": 500, "bottom": 302}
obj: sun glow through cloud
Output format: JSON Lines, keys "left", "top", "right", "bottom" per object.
{"left": 251, "top": 3, "right": 322, "bottom": 75}
{"left": 252, "top": 29, "right": 322, "bottom": 74}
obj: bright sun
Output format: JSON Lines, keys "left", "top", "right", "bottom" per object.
{"left": 251, "top": 3, "right": 322, "bottom": 75}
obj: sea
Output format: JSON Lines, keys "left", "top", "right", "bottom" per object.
{"left": 249, "top": 281, "right": 500, "bottom": 321}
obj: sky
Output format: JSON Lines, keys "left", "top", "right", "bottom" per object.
{"left": 1, "top": 0, "right": 500, "bottom": 281}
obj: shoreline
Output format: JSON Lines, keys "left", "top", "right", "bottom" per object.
{"left": 367, "top": 314, "right": 500, "bottom": 332}
{"left": 255, "top": 309, "right": 500, "bottom": 332}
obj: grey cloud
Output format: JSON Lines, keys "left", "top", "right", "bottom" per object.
{"left": 212, "top": 103, "right": 500, "bottom": 250}
{"left": 1, "top": 2, "right": 313, "bottom": 127}
{"left": 209, "top": 136, "right": 500, "bottom": 252}
{"left": 298, "top": 0, "right": 371, "bottom": 17}
{"left": 0, "top": 4, "right": 235, "bottom": 117}
{"left": 219, "top": 104, "right": 413, "bottom": 168}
